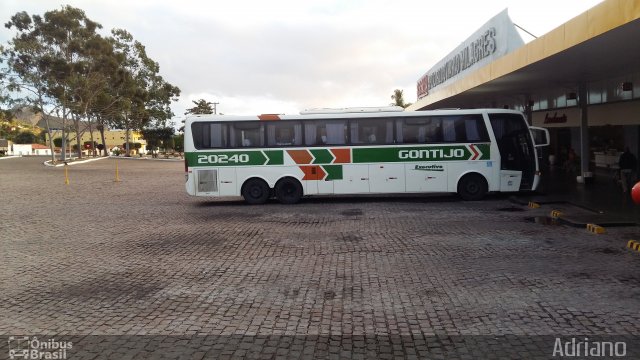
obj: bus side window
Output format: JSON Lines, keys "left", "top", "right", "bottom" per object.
{"left": 349, "top": 119, "right": 392, "bottom": 145}
{"left": 305, "top": 120, "right": 346, "bottom": 145}
{"left": 441, "top": 115, "right": 487, "bottom": 143}
{"left": 230, "top": 122, "right": 264, "bottom": 148}
{"left": 424, "top": 118, "right": 442, "bottom": 142}
{"left": 399, "top": 117, "right": 442, "bottom": 144}
{"left": 267, "top": 122, "right": 302, "bottom": 146}
{"left": 192, "top": 123, "right": 228, "bottom": 149}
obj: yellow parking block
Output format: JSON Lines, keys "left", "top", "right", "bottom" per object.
{"left": 627, "top": 240, "right": 640, "bottom": 253}
{"left": 528, "top": 202, "right": 540, "bottom": 209}
{"left": 550, "top": 210, "right": 563, "bottom": 219}
{"left": 586, "top": 223, "right": 605, "bottom": 234}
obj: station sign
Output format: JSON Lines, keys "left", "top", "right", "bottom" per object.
{"left": 417, "top": 9, "right": 524, "bottom": 99}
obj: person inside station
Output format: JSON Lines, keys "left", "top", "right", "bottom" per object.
{"left": 619, "top": 147, "right": 637, "bottom": 193}
{"left": 563, "top": 148, "right": 578, "bottom": 173}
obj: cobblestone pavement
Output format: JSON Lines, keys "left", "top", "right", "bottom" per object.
{"left": 1, "top": 157, "right": 639, "bottom": 358}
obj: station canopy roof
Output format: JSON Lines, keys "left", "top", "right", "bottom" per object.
{"left": 408, "top": 0, "right": 640, "bottom": 111}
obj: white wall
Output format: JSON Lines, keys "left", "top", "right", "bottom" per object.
{"left": 9, "top": 144, "right": 32, "bottom": 155}
{"left": 33, "top": 148, "right": 52, "bottom": 156}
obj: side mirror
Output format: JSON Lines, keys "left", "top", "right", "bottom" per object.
{"left": 529, "top": 126, "right": 550, "bottom": 147}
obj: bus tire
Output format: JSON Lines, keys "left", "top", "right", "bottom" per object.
{"left": 275, "top": 177, "right": 303, "bottom": 204}
{"left": 241, "top": 178, "right": 270, "bottom": 205}
{"left": 457, "top": 173, "right": 488, "bottom": 201}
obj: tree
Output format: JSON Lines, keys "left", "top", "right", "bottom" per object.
{"left": 38, "top": 6, "right": 106, "bottom": 159}
{"left": 141, "top": 127, "right": 174, "bottom": 157}
{"left": 390, "top": 89, "right": 412, "bottom": 108}
{"left": 3, "top": 11, "right": 62, "bottom": 163}
{"left": 181, "top": 99, "right": 215, "bottom": 131}
{"left": 163, "top": 136, "right": 174, "bottom": 153}
{"left": 173, "top": 134, "right": 184, "bottom": 154}
{"left": 3, "top": 7, "right": 180, "bottom": 160}
{"left": 140, "top": 128, "right": 160, "bottom": 156}
{"left": 186, "top": 99, "right": 215, "bottom": 115}
{"left": 3, "top": 6, "right": 120, "bottom": 161}
{"left": 108, "top": 29, "right": 179, "bottom": 156}
{"left": 13, "top": 131, "right": 37, "bottom": 144}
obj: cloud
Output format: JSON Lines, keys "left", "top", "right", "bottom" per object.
{"left": 1, "top": 0, "right": 604, "bottom": 118}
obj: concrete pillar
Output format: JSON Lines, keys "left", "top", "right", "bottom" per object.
{"left": 524, "top": 96, "right": 533, "bottom": 126}
{"left": 578, "top": 83, "right": 590, "bottom": 178}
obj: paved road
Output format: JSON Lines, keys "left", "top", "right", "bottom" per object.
{"left": 1, "top": 157, "right": 639, "bottom": 359}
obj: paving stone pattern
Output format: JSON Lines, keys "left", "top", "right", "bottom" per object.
{"left": 1, "top": 157, "right": 639, "bottom": 358}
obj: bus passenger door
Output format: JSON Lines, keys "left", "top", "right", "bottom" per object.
{"left": 369, "top": 164, "right": 405, "bottom": 193}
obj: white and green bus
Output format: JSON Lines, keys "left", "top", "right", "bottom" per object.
{"left": 184, "top": 107, "right": 549, "bottom": 204}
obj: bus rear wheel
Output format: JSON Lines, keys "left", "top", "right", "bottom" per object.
{"left": 275, "top": 177, "right": 303, "bottom": 204}
{"left": 242, "top": 178, "right": 270, "bottom": 204}
{"left": 457, "top": 173, "right": 488, "bottom": 201}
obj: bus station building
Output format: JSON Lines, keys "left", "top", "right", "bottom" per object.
{"left": 408, "top": 0, "right": 640, "bottom": 182}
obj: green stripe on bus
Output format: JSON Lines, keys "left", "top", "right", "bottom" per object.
{"left": 323, "top": 165, "right": 343, "bottom": 180}
{"left": 352, "top": 145, "right": 483, "bottom": 163}
{"left": 186, "top": 144, "right": 490, "bottom": 167}
{"left": 263, "top": 150, "right": 284, "bottom": 165}
{"left": 185, "top": 150, "right": 284, "bottom": 166}
{"left": 477, "top": 144, "right": 490, "bottom": 160}
{"left": 310, "top": 149, "right": 334, "bottom": 164}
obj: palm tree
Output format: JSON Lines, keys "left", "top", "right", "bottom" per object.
{"left": 390, "top": 89, "right": 412, "bottom": 108}
{"left": 185, "top": 99, "right": 215, "bottom": 115}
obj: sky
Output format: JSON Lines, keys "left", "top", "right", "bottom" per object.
{"left": 1, "top": 0, "right": 604, "bottom": 125}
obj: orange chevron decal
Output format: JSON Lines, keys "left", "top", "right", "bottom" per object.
{"left": 330, "top": 148, "right": 351, "bottom": 163}
{"left": 300, "top": 165, "right": 326, "bottom": 180}
{"left": 287, "top": 150, "right": 313, "bottom": 164}
{"left": 258, "top": 114, "right": 280, "bottom": 121}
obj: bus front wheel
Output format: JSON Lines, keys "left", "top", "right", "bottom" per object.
{"left": 275, "top": 177, "right": 303, "bottom": 204}
{"left": 457, "top": 173, "right": 488, "bottom": 201}
{"left": 242, "top": 178, "right": 270, "bottom": 205}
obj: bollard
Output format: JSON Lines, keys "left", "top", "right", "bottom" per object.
{"left": 114, "top": 159, "right": 121, "bottom": 182}
{"left": 64, "top": 162, "right": 69, "bottom": 185}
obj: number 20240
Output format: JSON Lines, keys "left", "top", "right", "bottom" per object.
{"left": 197, "top": 154, "right": 250, "bottom": 164}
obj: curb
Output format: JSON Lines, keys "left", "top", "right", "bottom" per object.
{"left": 0, "top": 155, "right": 22, "bottom": 160}
{"left": 627, "top": 240, "right": 640, "bottom": 253}
{"left": 512, "top": 197, "right": 639, "bottom": 227}
{"left": 44, "top": 157, "right": 108, "bottom": 167}
{"left": 109, "top": 156, "right": 183, "bottom": 162}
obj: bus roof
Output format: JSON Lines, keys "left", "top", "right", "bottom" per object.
{"left": 184, "top": 108, "right": 525, "bottom": 123}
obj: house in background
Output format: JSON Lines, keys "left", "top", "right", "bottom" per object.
{"left": 30, "top": 144, "right": 52, "bottom": 156}
{"left": 5, "top": 142, "right": 52, "bottom": 156}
